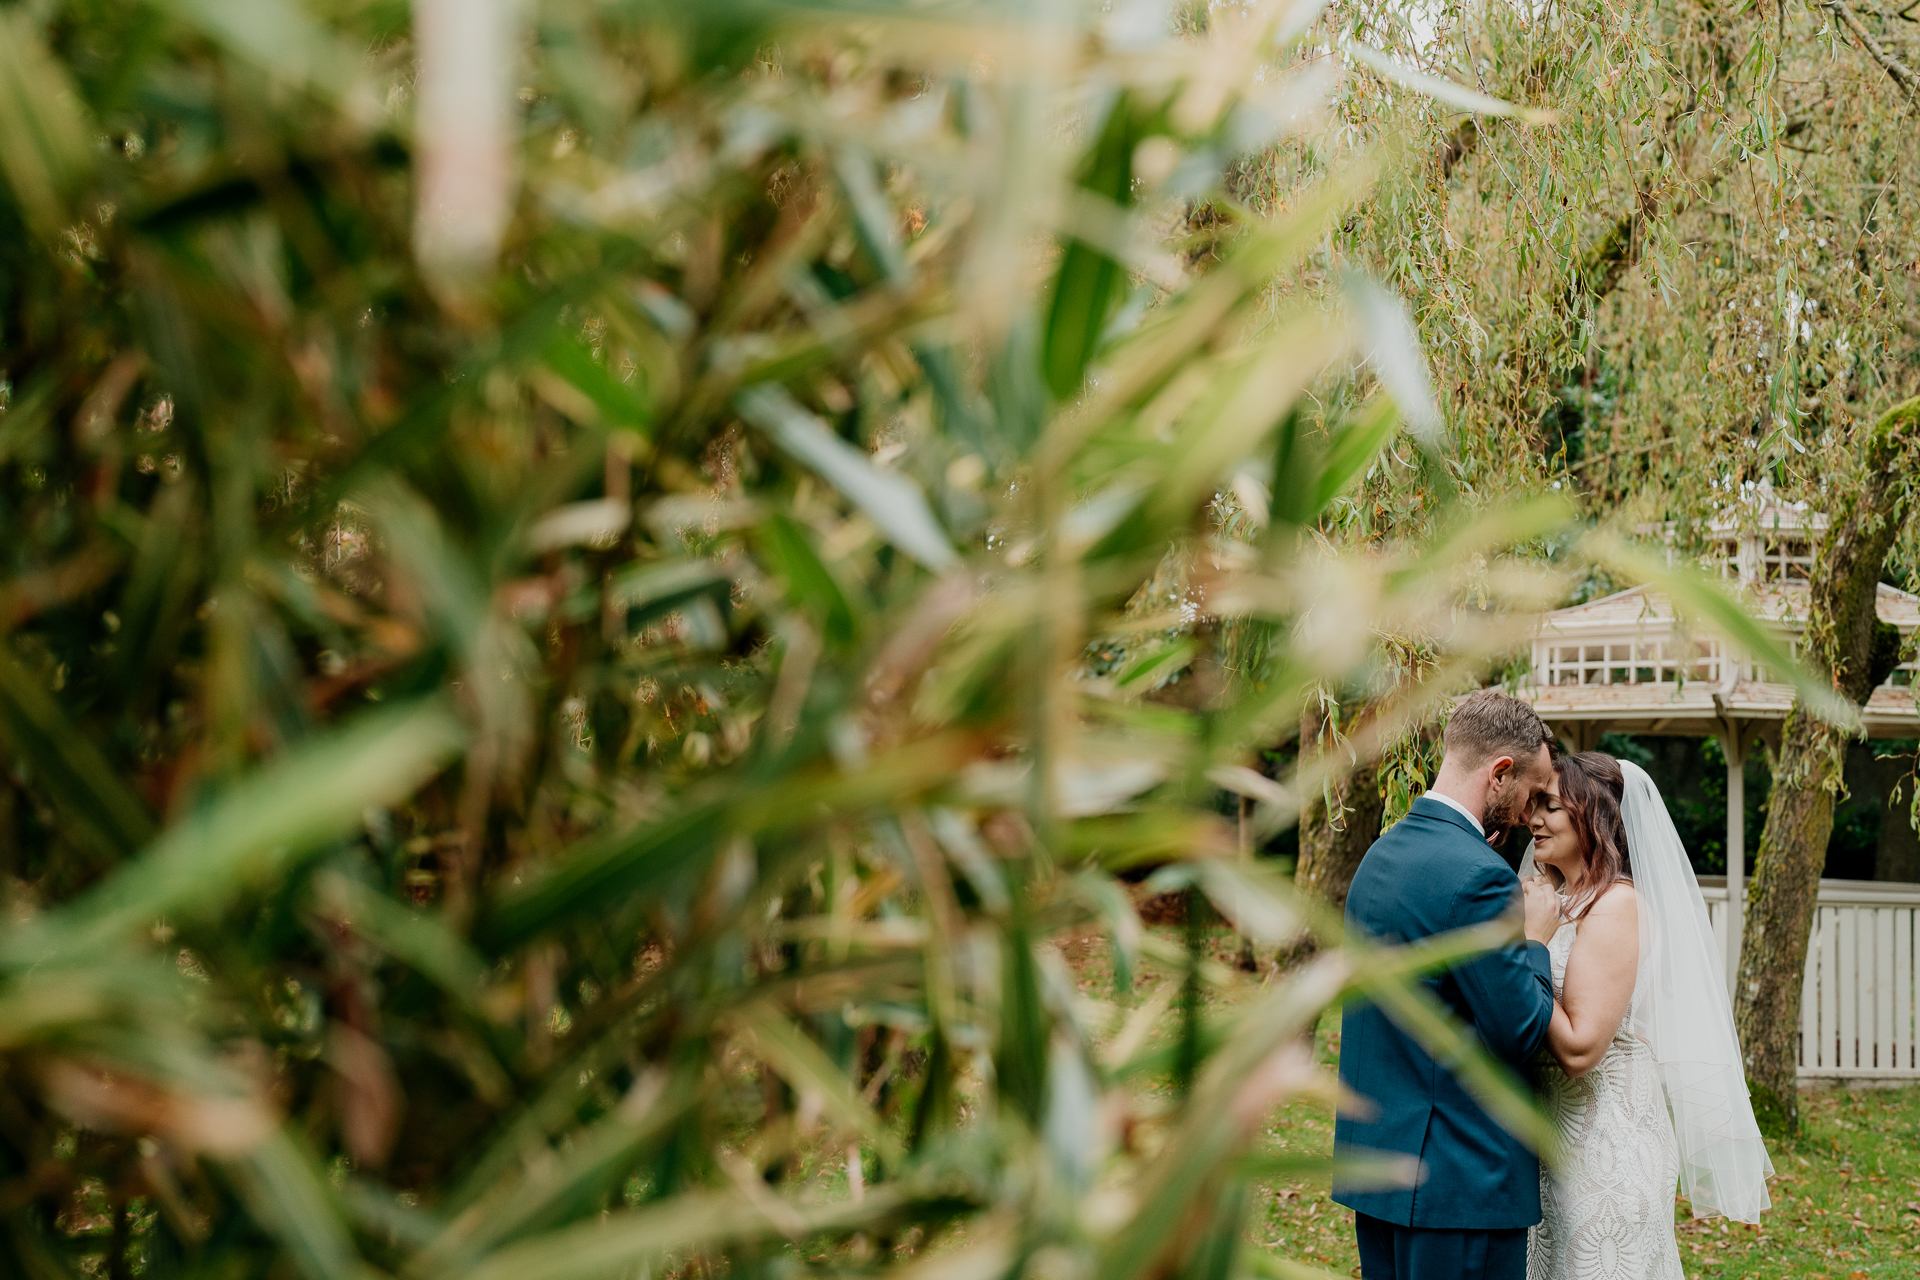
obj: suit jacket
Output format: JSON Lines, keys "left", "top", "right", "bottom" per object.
{"left": 1331, "top": 795, "right": 1555, "bottom": 1230}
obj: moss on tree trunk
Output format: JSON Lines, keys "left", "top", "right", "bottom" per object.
{"left": 1733, "top": 396, "right": 1920, "bottom": 1135}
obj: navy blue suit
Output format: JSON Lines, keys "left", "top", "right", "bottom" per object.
{"left": 1332, "top": 796, "right": 1555, "bottom": 1279}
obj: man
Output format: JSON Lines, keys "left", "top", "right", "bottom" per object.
{"left": 1332, "top": 689, "right": 1565, "bottom": 1280}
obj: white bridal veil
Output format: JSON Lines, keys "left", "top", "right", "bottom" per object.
{"left": 1524, "top": 758, "right": 1775, "bottom": 1222}
{"left": 1618, "top": 758, "right": 1775, "bottom": 1221}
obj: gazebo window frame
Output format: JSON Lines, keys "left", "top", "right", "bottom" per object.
{"left": 1543, "top": 636, "right": 1721, "bottom": 687}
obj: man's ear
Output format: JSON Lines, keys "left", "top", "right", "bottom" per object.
{"left": 1489, "top": 754, "right": 1516, "bottom": 784}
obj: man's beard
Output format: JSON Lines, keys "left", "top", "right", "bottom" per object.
{"left": 1484, "top": 785, "right": 1531, "bottom": 834}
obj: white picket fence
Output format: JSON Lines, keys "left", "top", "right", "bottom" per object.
{"left": 1699, "top": 877, "right": 1920, "bottom": 1079}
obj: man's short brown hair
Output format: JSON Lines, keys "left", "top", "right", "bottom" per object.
{"left": 1442, "top": 689, "right": 1555, "bottom": 772}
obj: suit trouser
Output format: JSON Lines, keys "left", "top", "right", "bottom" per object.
{"left": 1354, "top": 1213, "right": 1527, "bottom": 1280}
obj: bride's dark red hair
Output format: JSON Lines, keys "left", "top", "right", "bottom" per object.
{"left": 1549, "top": 751, "right": 1632, "bottom": 921}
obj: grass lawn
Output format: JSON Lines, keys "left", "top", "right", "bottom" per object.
{"left": 1257, "top": 1009, "right": 1920, "bottom": 1279}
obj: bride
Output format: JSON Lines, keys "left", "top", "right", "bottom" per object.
{"left": 1519, "top": 752, "right": 1774, "bottom": 1280}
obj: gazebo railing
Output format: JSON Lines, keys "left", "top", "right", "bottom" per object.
{"left": 1699, "top": 877, "right": 1920, "bottom": 1079}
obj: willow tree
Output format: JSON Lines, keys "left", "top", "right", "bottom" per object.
{"left": 1243, "top": 0, "right": 1920, "bottom": 1049}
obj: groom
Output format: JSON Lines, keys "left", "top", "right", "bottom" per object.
{"left": 1332, "top": 690, "right": 1564, "bottom": 1280}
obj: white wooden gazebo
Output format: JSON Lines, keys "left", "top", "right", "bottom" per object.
{"left": 1518, "top": 504, "right": 1920, "bottom": 1079}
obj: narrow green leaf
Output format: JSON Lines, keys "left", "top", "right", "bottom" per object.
{"left": 1096, "top": 955, "right": 1351, "bottom": 1280}
{"left": 1339, "top": 921, "right": 1564, "bottom": 1161}
{"left": 732, "top": 1002, "right": 901, "bottom": 1164}
{"left": 833, "top": 144, "right": 910, "bottom": 287}
{"left": 8, "top": 699, "right": 465, "bottom": 962}
{"left": 756, "top": 514, "right": 858, "bottom": 647}
{"left": 0, "top": 645, "right": 155, "bottom": 861}
{"left": 1346, "top": 279, "right": 1441, "bottom": 442}
{"left": 1042, "top": 92, "right": 1142, "bottom": 399}
{"left": 159, "top": 0, "right": 371, "bottom": 106}
{"left": 221, "top": 1130, "right": 360, "bottom": 1280}
{"left": 481, "top": 799, "right": 730, "bottom": 952}
{"left": 543, "top": 331, "right": 653, "bottom": 433}
{"left": 1312, "top": 394, "right": 1399, "bottom": 513}
{"left": 603, "top": 559, "right": 733, "bottom": 629}
{"left": 1348, "top": 964, "right": 1561, "bottom": 1162}
{"left": 416, "top": 1069, "right": 698, "bottom": 1273}
{"left": 737, "top": 384, "right": 959, "bottom": 572}
{"left": 1069, "top": 870, "right": 1139, "bottom": 994}
{"left": 455, "top": 1184, "right": 906, "bottom": 1280}
{"left": 1233, "top": 1148, "right": 1423, "bottom": 1189}
{"left": 1340, "top": 40, "right": 1553, "bottom": 123}
{"left": 0, "top": 11, "right": 92, "bottom": 234}
{"left": 1188, "top": 859, "right": 1302, "bottom": 946}
{"left": 312, "top": 871, "right": 489, "bottom": 1009}
{"left": 1037, "top": 159, "right": 1380, "bottom": 477}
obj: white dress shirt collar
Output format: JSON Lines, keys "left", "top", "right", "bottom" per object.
{"left": 1423, "top": 788, "right": 1486, "bottom": 837}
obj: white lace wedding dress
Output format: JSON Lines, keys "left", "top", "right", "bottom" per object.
{"left": 1526, "top": 914, "right": 1684, "bottom": 1280}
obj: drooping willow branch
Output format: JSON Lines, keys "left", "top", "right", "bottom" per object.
{"left": 1822, "top": 0, "right": 1920, "bottom": 109}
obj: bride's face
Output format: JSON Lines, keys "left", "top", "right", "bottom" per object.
{"left": 1527, "top": 773, "right": 1583, "bottom": 876}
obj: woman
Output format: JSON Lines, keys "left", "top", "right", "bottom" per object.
{"left": 1520, "top": 753, "right": 1773, "bottom": 1280}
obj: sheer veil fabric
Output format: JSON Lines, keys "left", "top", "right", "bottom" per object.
{"left": 1522, "top": 759, "right": 1775, "bottom": 1222}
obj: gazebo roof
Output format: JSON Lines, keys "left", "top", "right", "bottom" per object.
{"left": 1519, "top": 579, "right": 1920, "bottom": 739}
{"left": 1538, "top": 581, "right": 1920, "bottom": 633}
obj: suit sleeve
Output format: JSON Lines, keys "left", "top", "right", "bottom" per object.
{"left": 1449, "top": 861, "right": 1555, "bottom": 1064}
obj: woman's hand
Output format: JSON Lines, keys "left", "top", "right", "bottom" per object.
{"left": 1521, "top": 875, "right": 1562, "bottom": 945}
{"left": 1544, "top": 883, "right": 1639, "bottom": 1077}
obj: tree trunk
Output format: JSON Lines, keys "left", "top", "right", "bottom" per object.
{"left": 1732, "top": 711, "right": 1842, "bottom": 1134}
{"left": 1278, "top": 733, "right": 1387, "bottom": 971}
{"left": 1296, "top": 754, "right": 1385, "bottom": 912}
{"left": 1734, "top": 397, "right": 1920, "bottom": 1135}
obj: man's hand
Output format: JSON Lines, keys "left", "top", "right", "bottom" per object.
{"left": 1521, "top": 875, "right": 1562, "bottom": 945}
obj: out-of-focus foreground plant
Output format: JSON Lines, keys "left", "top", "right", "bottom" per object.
{"left": 0, "top": 1, "right": 1742, "bottom": 1277}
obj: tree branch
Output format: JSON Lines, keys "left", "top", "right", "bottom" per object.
{"left": 1566, "top": 115, "right": 1812, "bottom": 311}
{"left": 1823, "top": 0, "right": 1920, "bottom": 109}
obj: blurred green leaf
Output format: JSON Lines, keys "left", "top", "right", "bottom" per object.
{"left": 161, "top": 0, "right": 373, "bottom": 107}
{"left": 603, "top": 558, "right": 734, "bottom": 628}
{"left": 0, "top": 645, "right": 155, "bottom": 860}
{"left": 732, "top": 1002, "right": 902, "bottom": 1163}
{"left": 481, "top": 799, "right": 729, "bottom": 952}
{"left": 757, "top": 513, "right": 859, "bottom": 647}
{"left": 457, "top": 1183, "right": 910, "bottom": 1280}
{"left": 542, "top": 331, "right": 655, "bottom": 433}
{"left": 1043, "top": 92, "right": 1147, "bottom": 399}
{"left": 222, "top": 1130, "right": 361, "bottom": 1280}
{"left": 9, "top": 700, "right": 464, "bottom": 962}
{"left": 1339, "top": 40, "right": 1553, "bottom": 123}
{"left": 312, "top": 870, "right": 490, "bottom": 1009}
{"left": 834, "top": 144, "right": 912, "bottom": 289}
{"left": 1233, "top": 1149, "right": 1423, "bottom": 1189}
{"left": 418, "top": 1068, "right": 699, "bottom": 1272}
{"left": 738, "top": 384, "right": 960, "bottom": 572}
{"left": 1313, "top": 395, "right": 1400, "bottom": 513}
{"left": 0, "top": 12, "right": 91, "bottom": 234}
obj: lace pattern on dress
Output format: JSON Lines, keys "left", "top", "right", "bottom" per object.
{"left": 1527, "top": 919, "right": 1684, "bottom": 1280}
